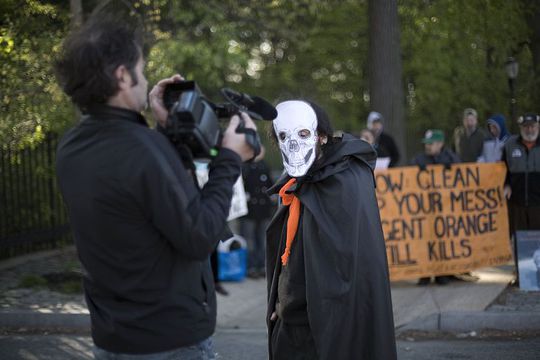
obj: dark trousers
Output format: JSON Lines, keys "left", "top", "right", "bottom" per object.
{"left": 240, "top": 218, "right": 268, "bottom": 271}
{"left": 509, "top": 204, "right": 540, "bottom": 233}
{"left": 270, "top": 318, "right": 318, "bottom": 360}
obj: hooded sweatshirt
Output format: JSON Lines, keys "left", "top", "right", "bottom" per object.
{"left": 478, "top": 114, "right": 510, "bottom": 163}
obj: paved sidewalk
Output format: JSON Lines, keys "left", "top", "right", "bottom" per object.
{"left": 1, "top": 246, "right": 539, "bottom": 335}
{"left": 0, "top": 247, "right": 268, "bottom": 332}
{"left": 392, "top": 266, "right": 539, "bottom": 332}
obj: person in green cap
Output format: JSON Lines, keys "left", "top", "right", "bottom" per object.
{"left": 411, "top": 129, "right": 460, "bottom": 171}
{"left": 410, "top": 129, "right": 461, "bottom": 285}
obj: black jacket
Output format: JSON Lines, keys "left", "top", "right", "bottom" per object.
{"left": 375, "top": 131, "right": 400, "bottom": 167}
{"left": 452, "top": 127, "right": 488, "bottom": 163}
{"left": 502, "top": 135, "right": 540, "bottom": 207}
{"left": 410, "top": 147, "right": 461, "bottom": 169}
{"left": 56, "top": 105, "right": 241, "bottom": 354}
{"left": 242, "top": 160, "right": 275, "bottom": 220}
{"left": 266, "top": 134, "right": 397, "bottom": 360}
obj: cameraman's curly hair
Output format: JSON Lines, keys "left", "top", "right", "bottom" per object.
{"left": 55, "top": 19, "right": 142, "bottom": 111}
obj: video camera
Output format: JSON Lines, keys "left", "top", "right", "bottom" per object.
{"left": 162, "top": 81, "right": 277, "bottom": 159}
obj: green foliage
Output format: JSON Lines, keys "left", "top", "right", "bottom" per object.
{"left": 400, "top": 0, "right": 532, "bottom": 152}
{"left": 59, "top": 279, "right": 82, "bottom": 294}
{"left": 62, "top": 259, "right": 82, "bottom": 273}
{"left": 233, "top": 0, "right": 369, "bottom": 130}
{"left": 18, "top": 274, "right": 47, "bottom": 288}
{"left": 0, "top": 0, "right": 75, "bottom": 149}
{"left": 0, "top": 0, "right": 537, "bottom": 161}
{"left": 18, "top": 271, "right": 82, "bottom": 294}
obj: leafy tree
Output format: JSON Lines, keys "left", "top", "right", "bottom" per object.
{"left": 522, "top": 0, "right": 540, "bottom": 109}
{"left": 0, "top": 0, "right": 72, "bottom": 149}
{"left": 399, "top": 0, "right": 532, "bottom": 154}
{"left": 1, "top": 0, "right": 538, "bottom": 159}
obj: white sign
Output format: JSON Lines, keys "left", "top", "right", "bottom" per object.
{"left": 516, "top": 231, "right": 540, "bottom": 291}
{"left": 194, "top": 162, "right": 248, "bottom": 221}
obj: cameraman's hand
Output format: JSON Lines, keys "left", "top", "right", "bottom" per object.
{"left": 149, "top": 74, "right": 184, "bottom": 127}
{"left": 222, "top": 112, "right": 257, "bottom": 162}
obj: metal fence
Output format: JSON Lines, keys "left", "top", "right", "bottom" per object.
{"left": 0, "top": 133, "right": 71, "bottom": 259}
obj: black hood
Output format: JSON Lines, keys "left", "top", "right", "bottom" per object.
{"left": 269, "top": 133, "right": 377, "bottom": 194}
{"left": 316, "top": 133, "right": 376, "bottom": 171}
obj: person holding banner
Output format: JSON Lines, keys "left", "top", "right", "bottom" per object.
{"left": 266, "top": 100, "right": 397, "bottom": 360}
{"left": 477, "top": 114, "right": 510, "bottom": 163}
{"left": 452, "top": 108, "right": 488, "bottom": 163}
{"left": 411, "top": 129, "right": 461, "bottom": 285}
{"left": 411, "top": 129, "right": 461, "bottom": 170}
{"left": 502, "top": 113, "right": 540, "bottom": 232}
{"left": 366, "top": 111, "right": 401, "bottom": 167}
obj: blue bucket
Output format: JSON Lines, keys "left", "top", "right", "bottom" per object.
{"left": 217, "top": 235, "right": 247, "bottom": 282}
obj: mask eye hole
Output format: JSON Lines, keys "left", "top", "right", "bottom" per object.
{"left": 298, "top": 129, "right": 311, "bottom": 139}
{"left": 278, "top": 132, "right": 287, "bottom": 142}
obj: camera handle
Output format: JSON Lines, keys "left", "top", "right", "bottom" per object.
{"left": 219, "top": 88, "right": 267, "bottom": 162}
{"left": 234, "top": 116, "right": 261, "bottom": 162}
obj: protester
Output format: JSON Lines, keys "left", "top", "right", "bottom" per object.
{"left": 366, "top": 111, "right": 401, "bottom": 167}
{"left": 240, "top": 146, "right": 275, "bottom": 278}
{"left": 411, "top": 129, "right": 460, "bottom": 285}
{"left": 266, "top": 100, "right": 397, "bottom": 360}
{"left": 358, "top": 128, "right": 389, "bottom": 169}
{"left": 478, "top": 114, "right": 510, "bottom": 163}
{"left": 211, "top": 249, "right": 229, "bottom": 296}
{"left": 502, "top": 113, "right": 540, "bottom": 233}
{"left": 452, "top": 108, "right": 488, "bottom": 162}
{"left": 54, "top": 18, "right": 257, "bottom": 359}
{"left": 359, "top": 128, "right": 375, "bottom": 145}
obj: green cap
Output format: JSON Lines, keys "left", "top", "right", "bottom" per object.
{"left": 422, "top": 129, "right": 445, "bottom": 144}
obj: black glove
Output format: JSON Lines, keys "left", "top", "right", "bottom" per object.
{"left": 417, "top": 163, "right": 427, "bottom": 171}
{"left": 443, "top": 161, "right": 452, "bottom": 170}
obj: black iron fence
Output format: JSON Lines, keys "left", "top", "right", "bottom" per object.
{"left": 0, "top": 133, "right": 71, "bottom": 259}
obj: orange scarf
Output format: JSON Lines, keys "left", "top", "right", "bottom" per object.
{"left": 279, "top": 178, "right": 301, "bottom": 266}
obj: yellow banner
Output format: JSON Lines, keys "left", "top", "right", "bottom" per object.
{"left": 375, "top": 162, "right": 513, "bottom": 281}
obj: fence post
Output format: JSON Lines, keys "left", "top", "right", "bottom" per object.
{"left": 47, "top": 133, "right": 57, "bottom": 248}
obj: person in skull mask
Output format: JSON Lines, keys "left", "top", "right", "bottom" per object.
{"left": 266, "top": 100, "right": 397, "bottom": 360}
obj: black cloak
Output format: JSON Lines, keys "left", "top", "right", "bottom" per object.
{"left": 266, "top": 134, "right": 397, "bottom": 360}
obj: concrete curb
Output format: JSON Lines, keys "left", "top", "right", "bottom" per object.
{"left": 398, "top": 311, "right": 540, "bottom": 333}
{"left": 3, "top": 309, "right": 540, "bottom": 333}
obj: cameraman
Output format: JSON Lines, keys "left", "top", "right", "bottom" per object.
{"left": 54, "top": 18, "right": 256, "bottom": 359}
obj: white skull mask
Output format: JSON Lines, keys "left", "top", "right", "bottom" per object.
{"left": 273, "top": 101, "right": 318, "bottom": 177}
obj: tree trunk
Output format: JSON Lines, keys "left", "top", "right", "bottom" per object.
{"left": 368, "top": 0, "right": 406, "bottom": 163}
{"left": 70, "top": 0, "right": 83, "bottom": 29}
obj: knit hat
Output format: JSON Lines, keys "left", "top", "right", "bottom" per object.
{"left": 366, "top": 111, "right": 383, "bottom": 130}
